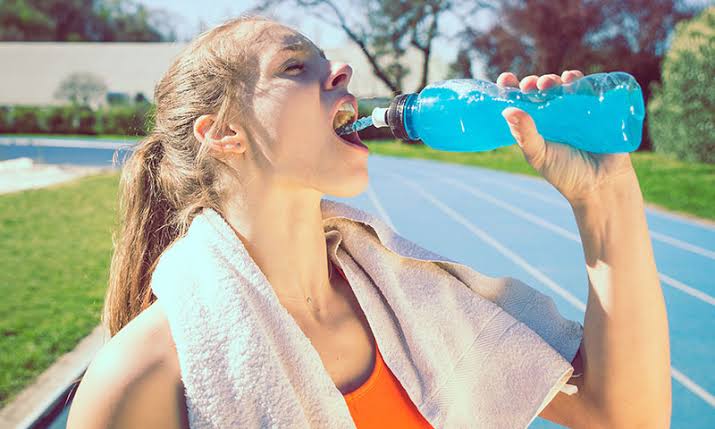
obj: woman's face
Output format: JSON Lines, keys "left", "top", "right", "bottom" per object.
{"left": 234, "top": 21, "right": 369, "bottom": 198}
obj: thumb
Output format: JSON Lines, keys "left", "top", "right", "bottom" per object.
{"left": 501, "top": 107, "right": 547, "bottom": 170}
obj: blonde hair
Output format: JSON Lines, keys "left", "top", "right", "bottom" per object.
{"left": 104, "top": 15, "right": 271, "bottom": 336}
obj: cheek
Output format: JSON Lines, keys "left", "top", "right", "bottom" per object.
{"left": 252, "top": 83, "right": 335, "bottom": 178}
{"left": 276, "top": 86, "right": 325, "bottom": 143}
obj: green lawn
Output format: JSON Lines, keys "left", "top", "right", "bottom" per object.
{"left": 0, "top": 173, "right": 119, "bottom": 407}
{"left": 0, "top": 137, "right": 712, "bottom": 407}
{"left": 364, "top": 140, "right": 715, "bottom": 222}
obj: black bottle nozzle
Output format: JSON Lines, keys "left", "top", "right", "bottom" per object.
{"left": 371, "top": 93, "right": 417, "bottom": 141}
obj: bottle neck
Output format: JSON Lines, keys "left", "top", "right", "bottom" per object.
{"left": 402, "top": 94, "right": 419, "bottom": 140}
{"left": 387, "top": 93, "right": 418, "bottom": 141}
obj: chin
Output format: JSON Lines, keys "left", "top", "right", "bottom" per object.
{"left": 325, "top": 169, "right": 369, "bottom": 198}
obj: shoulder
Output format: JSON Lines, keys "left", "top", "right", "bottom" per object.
{"left": 67, "top": 303, "right": 188, "bottom": 429}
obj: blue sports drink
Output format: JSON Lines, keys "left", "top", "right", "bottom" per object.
{"left": 350, "top": 72, "right": 645, "bottom": 153}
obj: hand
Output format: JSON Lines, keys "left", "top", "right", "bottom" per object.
{"left": 498, "top": 70, "right": 637, "bottom": 205}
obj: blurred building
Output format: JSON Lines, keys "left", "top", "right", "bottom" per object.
{"left": 0, "top": 42, "right": 450, "bottom": 106}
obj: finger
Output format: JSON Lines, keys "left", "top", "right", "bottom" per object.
{"left": 502, "top": 107, "right": 547, "bottom": 171}
{"left": 561, "top": 69, "right": 584, "bottom": 83}
{"left": 519, "top": 75, "right": 539, "bottom": 92}
{"left": 497, "top": 72, "right": 520, "bottom": 88}
{"left": 536, "top": 74, "right": 562, "bottom": 91}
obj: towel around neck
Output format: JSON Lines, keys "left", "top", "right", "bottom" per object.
{"left": 150, "top": 199, "right": 583, "bottom": 429}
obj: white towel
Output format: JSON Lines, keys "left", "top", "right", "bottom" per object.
{"left": 151, "top": 199, "right": 583, "bottom": 429}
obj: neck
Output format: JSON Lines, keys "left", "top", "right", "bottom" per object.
{"left": 221, "top": 181, "right": 336, "bottom": 316}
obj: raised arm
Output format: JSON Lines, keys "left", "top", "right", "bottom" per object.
{"left": 498, "top": 70, "right": 671, "bottom": 428}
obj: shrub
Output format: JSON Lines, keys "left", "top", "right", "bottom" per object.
{"left": 648, "top": 6, "right": 715, "bottom": 163}
{"left": 0, "top": 106, "right": 10, "bottom": 133}
{"left": 98, "top": 104, "right": 152, "bottom": 136}
{"left": 74, "top": 107, "right": 97, "bottom": 135}
{"left": 45, "top": 106, "right": 74, "bottom": 134}
{"left": 11, "top": 106, "right": 43, "bottom": 133}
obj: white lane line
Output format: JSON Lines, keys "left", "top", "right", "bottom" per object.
{"left": 391, "top": 166, "right": 715, "bottom": 313}
{"left": 658, "top": 273, "right": 715, "bottom": 307}
{"left": 411, "top": 171, "right": 715, "bottom": 308}
{"left": 649, "top": 231, "right": 715, "bottom": 261}
{"left": 387, "top": 172, "right": 586, "bottom": 311}
{"left": 471, "top": 175, "right": 570, "bottom": 206}
{"left": 387, "top": 170, "right": 715, "bottom": 408}
{"left": 366, "top": 183, "right": 399, "bottom": 235}
{"left": 647, "top": 208, "right": 715, "bottom": 233}
{"left": 439, "top": 170, "right": 715, "bottom": 259}
{"left": 672, "top": 368, "right": 715, "bottom": 407}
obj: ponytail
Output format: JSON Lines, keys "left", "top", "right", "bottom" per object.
{"left": 104, "top": 134, "right": 180, "bottom": 336}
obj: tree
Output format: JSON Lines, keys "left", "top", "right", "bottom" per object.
{"left": 451, "top": 0, "right": 703, "bottom": 151}
{"left": 258, "top": 0, "right": 456, "bottom": 95}
{"left": 0, "top": 0, "right": 177, "bottom": 41}
{"left": 54, "top": 72, "right": 108, "bottom": 107}
{"left": 648, "top": 6, "right": 715, "bottom": 163}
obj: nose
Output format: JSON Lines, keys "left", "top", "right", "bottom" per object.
{"left": 324, "top": 62, "right": 353, "bottom": 91}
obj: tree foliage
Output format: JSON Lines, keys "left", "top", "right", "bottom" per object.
{"left": 0, "top": 0, "right": 177, "bottom": 41}
{"left": 648, "top": 6, "right": 715, "bottom": 163}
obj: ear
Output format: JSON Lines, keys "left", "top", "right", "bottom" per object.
{"left": 193, "top": 114, "right": 247, "bottom": 155}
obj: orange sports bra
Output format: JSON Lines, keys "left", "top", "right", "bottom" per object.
{"left": 335, "top": 266, "right": 434, "bottom": 428}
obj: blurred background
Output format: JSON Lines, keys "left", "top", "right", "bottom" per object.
{"left": 0, "top": 1, "right": 713, "bottom": 428}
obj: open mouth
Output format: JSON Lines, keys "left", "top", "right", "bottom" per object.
{"left": 331, "top": 98, "right": 369, "bottom": 152}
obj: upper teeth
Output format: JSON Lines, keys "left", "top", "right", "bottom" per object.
{"left": 333, "top": 102, "right": 355, "bottom": 130}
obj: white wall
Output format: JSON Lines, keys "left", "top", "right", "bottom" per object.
{"left": 0, "top": 42, "right": 451, "bottom": 106}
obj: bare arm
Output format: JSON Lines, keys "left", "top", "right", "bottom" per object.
{"left": 498, "top": 69, "right": 672, "bottom": 428}
{"left": 67, "top": 304, "right": 188, "bottom": 429}
{"left": 570, "top": 169, "right": 672, "bottom": 428}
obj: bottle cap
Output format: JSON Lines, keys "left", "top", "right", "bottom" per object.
{"left": 387, "top": 94, "right": 416, "bottom": 141}
{"left": 371, "top": 107, "right": 389, "bottom": 128}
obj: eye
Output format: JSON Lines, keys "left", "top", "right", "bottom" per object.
{"left": 284, "top": 63, "right": 305, "bottom": 74}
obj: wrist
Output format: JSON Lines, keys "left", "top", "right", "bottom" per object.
{"left": 569, "top": 170, "right": 646, "bottom": 267}
{"left": 568, "top": 168, "right": 642, "bottom": 213}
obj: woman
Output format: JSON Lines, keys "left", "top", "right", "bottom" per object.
{"left": 67, "top": 15, "right": 670, "bottom": 429}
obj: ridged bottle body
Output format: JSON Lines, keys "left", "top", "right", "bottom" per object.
{"left": 401, "top": 72, "right": 645, "bottom": 153}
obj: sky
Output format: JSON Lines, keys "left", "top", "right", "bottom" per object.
{"left": 138, "top": 0, "right": 480, "bottom": 62}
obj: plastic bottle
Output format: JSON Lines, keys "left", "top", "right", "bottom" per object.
{"left": 368, "top": 72, "right": 645, "bottom": 153}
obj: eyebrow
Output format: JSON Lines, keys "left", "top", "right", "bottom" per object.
{"left": 280, "top": 42, "right": 326, "bottom": 59}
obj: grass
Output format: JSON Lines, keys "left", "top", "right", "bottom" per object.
{"left": 364, "top": 140, "right": 715, "bottom": 221}
{"left": 0, "top": 173, "right": 120, "bottom": 407}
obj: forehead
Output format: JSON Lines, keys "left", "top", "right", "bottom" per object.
{"left": 247, "top": 22, "right": 324, "bottom": 61}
